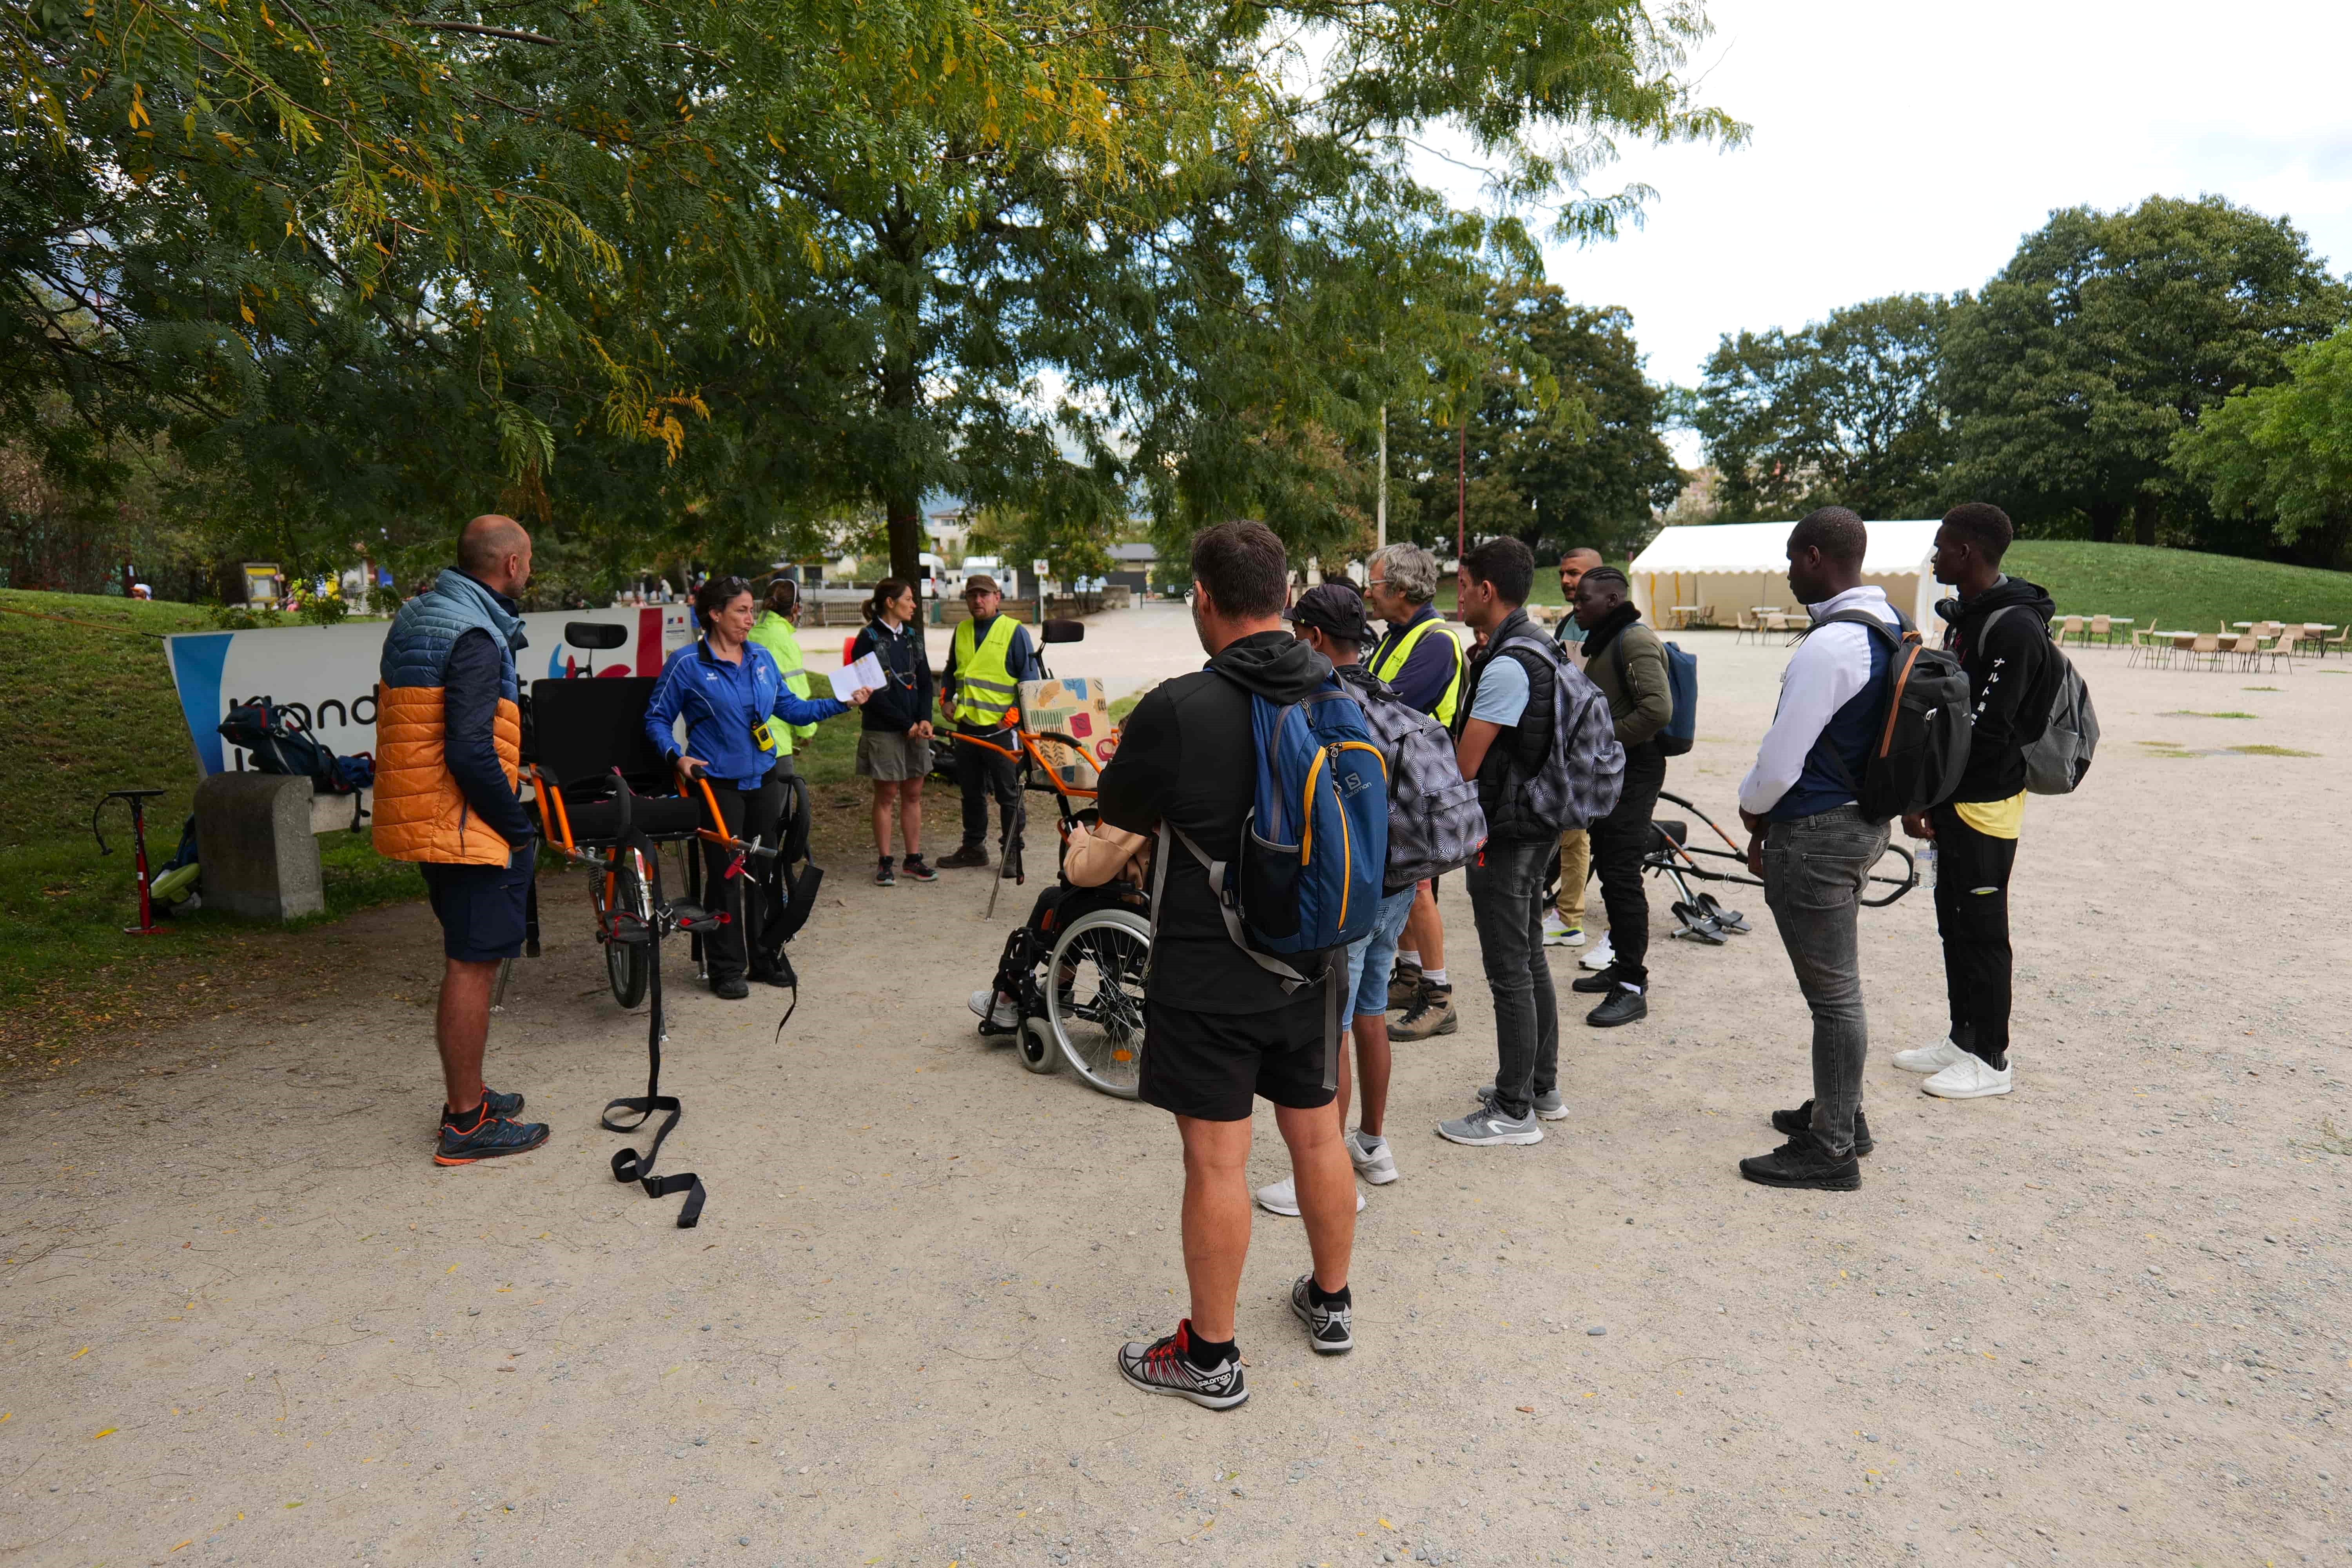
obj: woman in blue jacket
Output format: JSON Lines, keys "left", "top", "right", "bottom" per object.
{"left": 645, "top": 575, "right": 870, "bottom": 998}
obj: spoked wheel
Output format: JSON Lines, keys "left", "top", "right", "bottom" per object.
{"left": 599, "top": 848, "right": 655, "bottom": 1008}
{"left": 1045, "top": 908, "right": 1149, "bottom": 1099}
{"left": 1016, "top": 1017, "right": 1060, "bottom": 1074}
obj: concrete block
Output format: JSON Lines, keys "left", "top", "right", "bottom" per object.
{"left": 309, "top": 786, "right": 371, "bottom": 837}
{"left": 194, "top": 772, "right": 325, "bottom": 920}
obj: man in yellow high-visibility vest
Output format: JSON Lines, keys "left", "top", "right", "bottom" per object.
{"left": 936, "top": 574, "right": 1042, "bottom": 871}
{"left": 1363, "top": 543, "right": 1466, "bottom": 1044}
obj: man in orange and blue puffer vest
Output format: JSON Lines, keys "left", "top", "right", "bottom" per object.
{"left": 375, "top": 515, "right": 552, "bottom": 1167}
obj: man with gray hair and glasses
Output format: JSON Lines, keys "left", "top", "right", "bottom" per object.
{"left": 1363, "top": 543, "right": 1467, "bottom": 1045}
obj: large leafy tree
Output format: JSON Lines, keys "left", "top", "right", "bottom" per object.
{"left": 1691, "top": 293, "right": 1953, "bottom": 521}
{"left": 1943, "top": 196, "right": 2350, "bottom": 546}
{"left": 2172, "top": 326, "right": 2352, "bottom": 568}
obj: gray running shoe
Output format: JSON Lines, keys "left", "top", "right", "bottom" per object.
{"left": 1290, "top": 1275, "right": 1353, "bottom": 1355}
{"left": 1116, "top": 1321, "right": 1248, "bottom": 1410}
{"left": 1474, "top": 1083, "right": 1567, "bottom": 1120}
{"left": 1436, "top": 1098, "right": 1544, "bottom": 1147}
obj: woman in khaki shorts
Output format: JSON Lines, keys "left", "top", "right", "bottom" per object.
{"left": 849, "top": 578, "right": 938, "bottom": 886}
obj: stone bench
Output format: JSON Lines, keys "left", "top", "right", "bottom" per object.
{"left": 193, "top": 772, "right": 361, "bottom": 920}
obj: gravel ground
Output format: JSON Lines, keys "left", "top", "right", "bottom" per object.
{"left": 3, "top": 628, "right": 2347, "bottom": 1568}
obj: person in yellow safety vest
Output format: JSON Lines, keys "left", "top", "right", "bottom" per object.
{"left": 749, "top": 577, "right": 819, "bottom": 765}
{"left": 1362, "top": 542, "right": 1466, "bottom": 1042}
{"left": 936, "top": 574, "right": 1043, "bottom": 871}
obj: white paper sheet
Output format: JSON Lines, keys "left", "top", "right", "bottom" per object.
{"left": 829, "top": 651, "right": 886, "bottom": 700}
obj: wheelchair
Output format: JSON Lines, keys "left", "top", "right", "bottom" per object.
{"left": 1549, "top": 789, "right": 1918, "bottom": 946}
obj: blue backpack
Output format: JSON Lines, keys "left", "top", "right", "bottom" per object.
{"left": 1157, "top": 676, "right": 1389, "bottom": 964}
{"left": 1611, "top": 634, "right": 1700, "bottom": 757}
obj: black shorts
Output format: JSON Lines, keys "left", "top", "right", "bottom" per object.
{"left": 1140, "top": 990, "right": 1335, "bottom": 1123}
{"left": 420, "top": 853, "right": 531, "bottom": 963}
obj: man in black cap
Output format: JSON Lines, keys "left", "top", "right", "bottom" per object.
{"left": 1253, "top": 580, "right": 1419, "bottom": 1215}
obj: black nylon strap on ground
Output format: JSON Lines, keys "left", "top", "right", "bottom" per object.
{"left": 599, "top": 831, "right": 705, "bottom": 1229}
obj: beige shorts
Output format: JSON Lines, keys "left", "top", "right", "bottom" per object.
{"left": 856, "top": 729, "right": 933, "bottom": 781}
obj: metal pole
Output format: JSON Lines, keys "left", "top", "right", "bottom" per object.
{"left": 1376, "top": 405, "right": 1388, "bottom": 550}
{"left": 1456, "top": 418, "right": 1466, "bottom": 564}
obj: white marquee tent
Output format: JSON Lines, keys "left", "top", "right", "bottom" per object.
{"left": 1624, "top": 519, "right": 1945, "bottom": 632}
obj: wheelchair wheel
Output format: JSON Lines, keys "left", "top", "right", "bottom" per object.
{"left": 1044, "top": 908, "right": 1148, "bottom": 1099}
{"left": 601, "top": 849, "right": 654, "bottom": 1009}
{"left": 1016, "top": 1017, "right": 1059, "bottom": 1074}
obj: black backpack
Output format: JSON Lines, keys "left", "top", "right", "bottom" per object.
{"left": 1807, "top": 610, "right": 1972, "bottom": 823}
{"left": 218, "top": 698, "right": 356, "bottom": 793}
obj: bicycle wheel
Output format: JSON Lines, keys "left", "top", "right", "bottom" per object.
{"left": 1044, "top": 908, "right": 1148, "bottom": 1099}
{"left": 600, "top": 849, "right": 654, "bottom": 1008}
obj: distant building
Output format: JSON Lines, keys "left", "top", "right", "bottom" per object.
{"left": 1105, "top": 541, "right": 1159, "bottom": 595}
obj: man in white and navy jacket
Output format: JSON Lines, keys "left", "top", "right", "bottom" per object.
{"left": 1733, "top": 507, "right": 1904, "bottom": 1193}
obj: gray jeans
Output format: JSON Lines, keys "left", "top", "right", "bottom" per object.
{"left": 1761, "top": 805, "right": 1890, "bottom": 1161}
{"left": 1466, "top": 836, "right": 1559, "bottom": 1120}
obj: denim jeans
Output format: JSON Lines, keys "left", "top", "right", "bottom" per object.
{"left": 1345, "top": 885, "right": 1419, "bottom": 1018}
{"left": 1466, "top": 836, "right": 1559, "bottom": 1120}
{"left": 1761, "top": 805, "right": 1889, "bottom": 1161}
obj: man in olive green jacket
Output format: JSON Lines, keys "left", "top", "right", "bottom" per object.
{"left": 1568, "top": 568, "right": 1673, "bottom": 1028}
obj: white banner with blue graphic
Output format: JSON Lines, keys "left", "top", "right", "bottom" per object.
{"left": 163, "top": 605, "right": 695, "bottom": 774}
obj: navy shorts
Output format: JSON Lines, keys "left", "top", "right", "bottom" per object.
{"left": 420, "top": 851, "right": 532, "bottom": 963}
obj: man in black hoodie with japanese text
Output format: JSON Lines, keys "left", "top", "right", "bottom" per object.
{"left": 1894, "top": 503, "right": 2058, "bottom": 1102}
{"left": 1067, "top": 520, "right": 1357, "bottom": 1410}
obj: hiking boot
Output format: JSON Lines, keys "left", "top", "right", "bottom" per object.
{"left": 900, "top": 854, "right": 938, "bottom": 883}
{"left": 937, "top": 844, "right": 989, "bottom": 869}
{"left": 1116, "top": 1321, "right": 1247, "bottom": 1410}
{"left": 875, "top": 857, "right": 896, "bottom": 887}
{"left": 1436, "top": 1097, "right": 1543, "bottom": 1147}
{"left": 428, "top": 1085, "right": 521, "bottom": 1133}
{"left": 434, "top": 1105, "right": 550, "bottom": 1167}
{"left": 1770, "top": 1100, "right": 1875, "bottom": 1157}
{"left": 1571, "top": 963, "right": 1620, "bottom": 995}
{"left": 1585, "top": 984, "right": 1647, "bottom": 1028}
{"left": 1385, "top": 960, "right": 1423, "bottom": 1011}
{"left": 1737, "top": 1135, "right": 1861, "bottom": 1191}
{"left": 1475, "top": 1083, "right": 1567, "bottom": 1120}
{"left": 711, "top": 974, "right": 750, "bottom": 1000}
{"left": 1390, "top": 984, "right": 1456, "bottom": 1042}
{"left": 1290, "top": 1276, "right": 1354, "bottom": 1355}
{"left": 1541, "top": 910, "right": 1586, "bottom": 947}
{"left": 969, "top": 988, "right": 1020, "bottom": 1029}
{"left": 1345, "top": 1129, "right": 1399, "bottom": 1184}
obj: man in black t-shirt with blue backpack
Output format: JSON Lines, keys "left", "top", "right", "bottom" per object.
{"left": 1064, "top": 521, "right": 1368, "bottom": 1409}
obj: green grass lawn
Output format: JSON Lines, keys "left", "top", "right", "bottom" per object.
{"left": 2003, "top": 541, "right": 2352, "bottom": 634}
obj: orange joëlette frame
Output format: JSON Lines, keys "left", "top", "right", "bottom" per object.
{"left": 946, "top": 727, "right": 1105, "bottom": 801}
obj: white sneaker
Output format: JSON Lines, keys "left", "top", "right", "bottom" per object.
{"left": 1579, "top": 935, "right": 1615, "bottom": 972}
{"left": 1346, "top": 1130, "right": 1399, "bottom": 1185}
{"left": 1892, "top": 1036, "right": 1967, "bottom": 1074}
{"left": 1922, "top": 1053, "right": 2014, "bottom": 1100}
{"left": 1541, "top": 911, "right": 1586, "bottom": 948}
{"left": 1254, "top": 1175, "right": 1366, "bottom": 1217}
{"left": 968, "top": 988, "right": 1019, "bottom": 1029}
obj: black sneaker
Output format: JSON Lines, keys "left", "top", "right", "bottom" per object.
{"left": 875, "top": 858, "right": 896, "bottom": 887}
{"left": 428, "top": 1085, "right": 521, "bottom": 1134}
{"left": 434, "top": 1105, "right": 551, "bottom": 1167}
{"left": 900, "top": 855, "right": 939, "bottom": 884}
{"left": 1584, "top": 984, "right": 1647, "bottom": 1027}
{"left": 1290, "top": 1276, "right": 1354, "bottom": 1355}
{"left": 1737, "top": 1135, "right": 1861, "bottom": 1191}
{"left": 1116, "top": 1320, "right": 1248, "bottom": 1410}
{"left": 1571, "top": 962, "right": 1622, "bottom": 995}
{"left": 936, "top": 844, "right": 989, "bottom": 869}
{"left": 750, "top": 951, "right": 798, "bottom": 989}
{"left": 711, "top": 974, "right": 750, "bottom": 1000}
{"left": 1771, "top": 1100, "right": 1875, "bottom": 1156}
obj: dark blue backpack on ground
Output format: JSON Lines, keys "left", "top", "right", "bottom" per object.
{"left": 218, "top": 697, "right": 365, "bottom": 793}
{"left": 1611, "top": 633, "right": 1699, "bottom": 758}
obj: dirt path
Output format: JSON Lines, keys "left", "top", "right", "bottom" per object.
{"left": 4, "top": 632, "right": 2348, "bottom": 1568}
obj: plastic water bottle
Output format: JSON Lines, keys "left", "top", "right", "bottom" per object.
{"left": 1919, "top": 840, "right": 1938, "bottom": 890}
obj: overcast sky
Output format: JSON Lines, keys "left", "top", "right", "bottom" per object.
{"left": 1419, "top": 0, "right": 2352, "bottom": 455}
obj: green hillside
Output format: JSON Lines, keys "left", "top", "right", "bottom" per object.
{"left": 2004, "top": 541, "right": 2352, "bottom": 634}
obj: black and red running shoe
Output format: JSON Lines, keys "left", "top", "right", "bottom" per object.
{"left": 428, "top": 1087, "right": 523, "bottom": 1138}
{"left": 1115, "top": 1319, "right": 1247, "bottom": 1410}
{"left": 434, "top": 1102, "right": 550, "bottom": 1167}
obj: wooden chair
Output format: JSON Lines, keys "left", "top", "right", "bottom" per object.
{"left": 2187, "top": 632, "right": 2222, "bottom": 670}
{"left": 2056, "top": 614, "right": 2084, "bottom": 646}
{"left": 1695, "top": 604, "right": 1717, "bottom": 630}
{"left": 2089, "top": 613, "right": 2112, "bottom": 646}
{"left": 2266, "top": 628, "right": 2300, "bottom": 671}
{"left": 2225, "top": 632, "right": 2261, "bottom": 670}
{"left": 2323, "top": 624, "right": 2350, "bottom": 659}
{"left": 1734, "top": 609, "right": 1760, "bottom": 645}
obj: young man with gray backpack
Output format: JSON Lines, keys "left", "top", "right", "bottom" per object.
{"left": 1254, "top": 582, "right": 1486, "bottom": 1216}
{"left": 1440, "top": 537, "right": 1626, "bottom": 1147}
{"left": 1068, "top": 523, "right": 1383, "bottom": 1408}
{"left": 1895, "top": 502, "right": 2094, "bottom": 1104}
{"left": 1736, "top": 508, "right": 1974, "bottom": 1191}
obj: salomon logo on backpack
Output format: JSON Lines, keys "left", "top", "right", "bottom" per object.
{"left": 1982, "top": 606, "right": 2100, "bottom": 795}
{"left": 1808, "top": 611, "right": 1972, "bottom": 822}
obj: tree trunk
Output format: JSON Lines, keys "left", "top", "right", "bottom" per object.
{"left": 2132, "top": 493, "right": 2160, "bottom": 548}
{"left": 2087, "top": 501, "right": 2122, "bottom": 545}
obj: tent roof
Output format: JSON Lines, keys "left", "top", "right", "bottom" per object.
{"left": 1628, "top": 519, "right": 1943, "bottom": 577}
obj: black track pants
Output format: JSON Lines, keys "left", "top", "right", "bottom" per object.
{"left": 1929, "top": 802, "right": 2018, "bottom": 1063}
